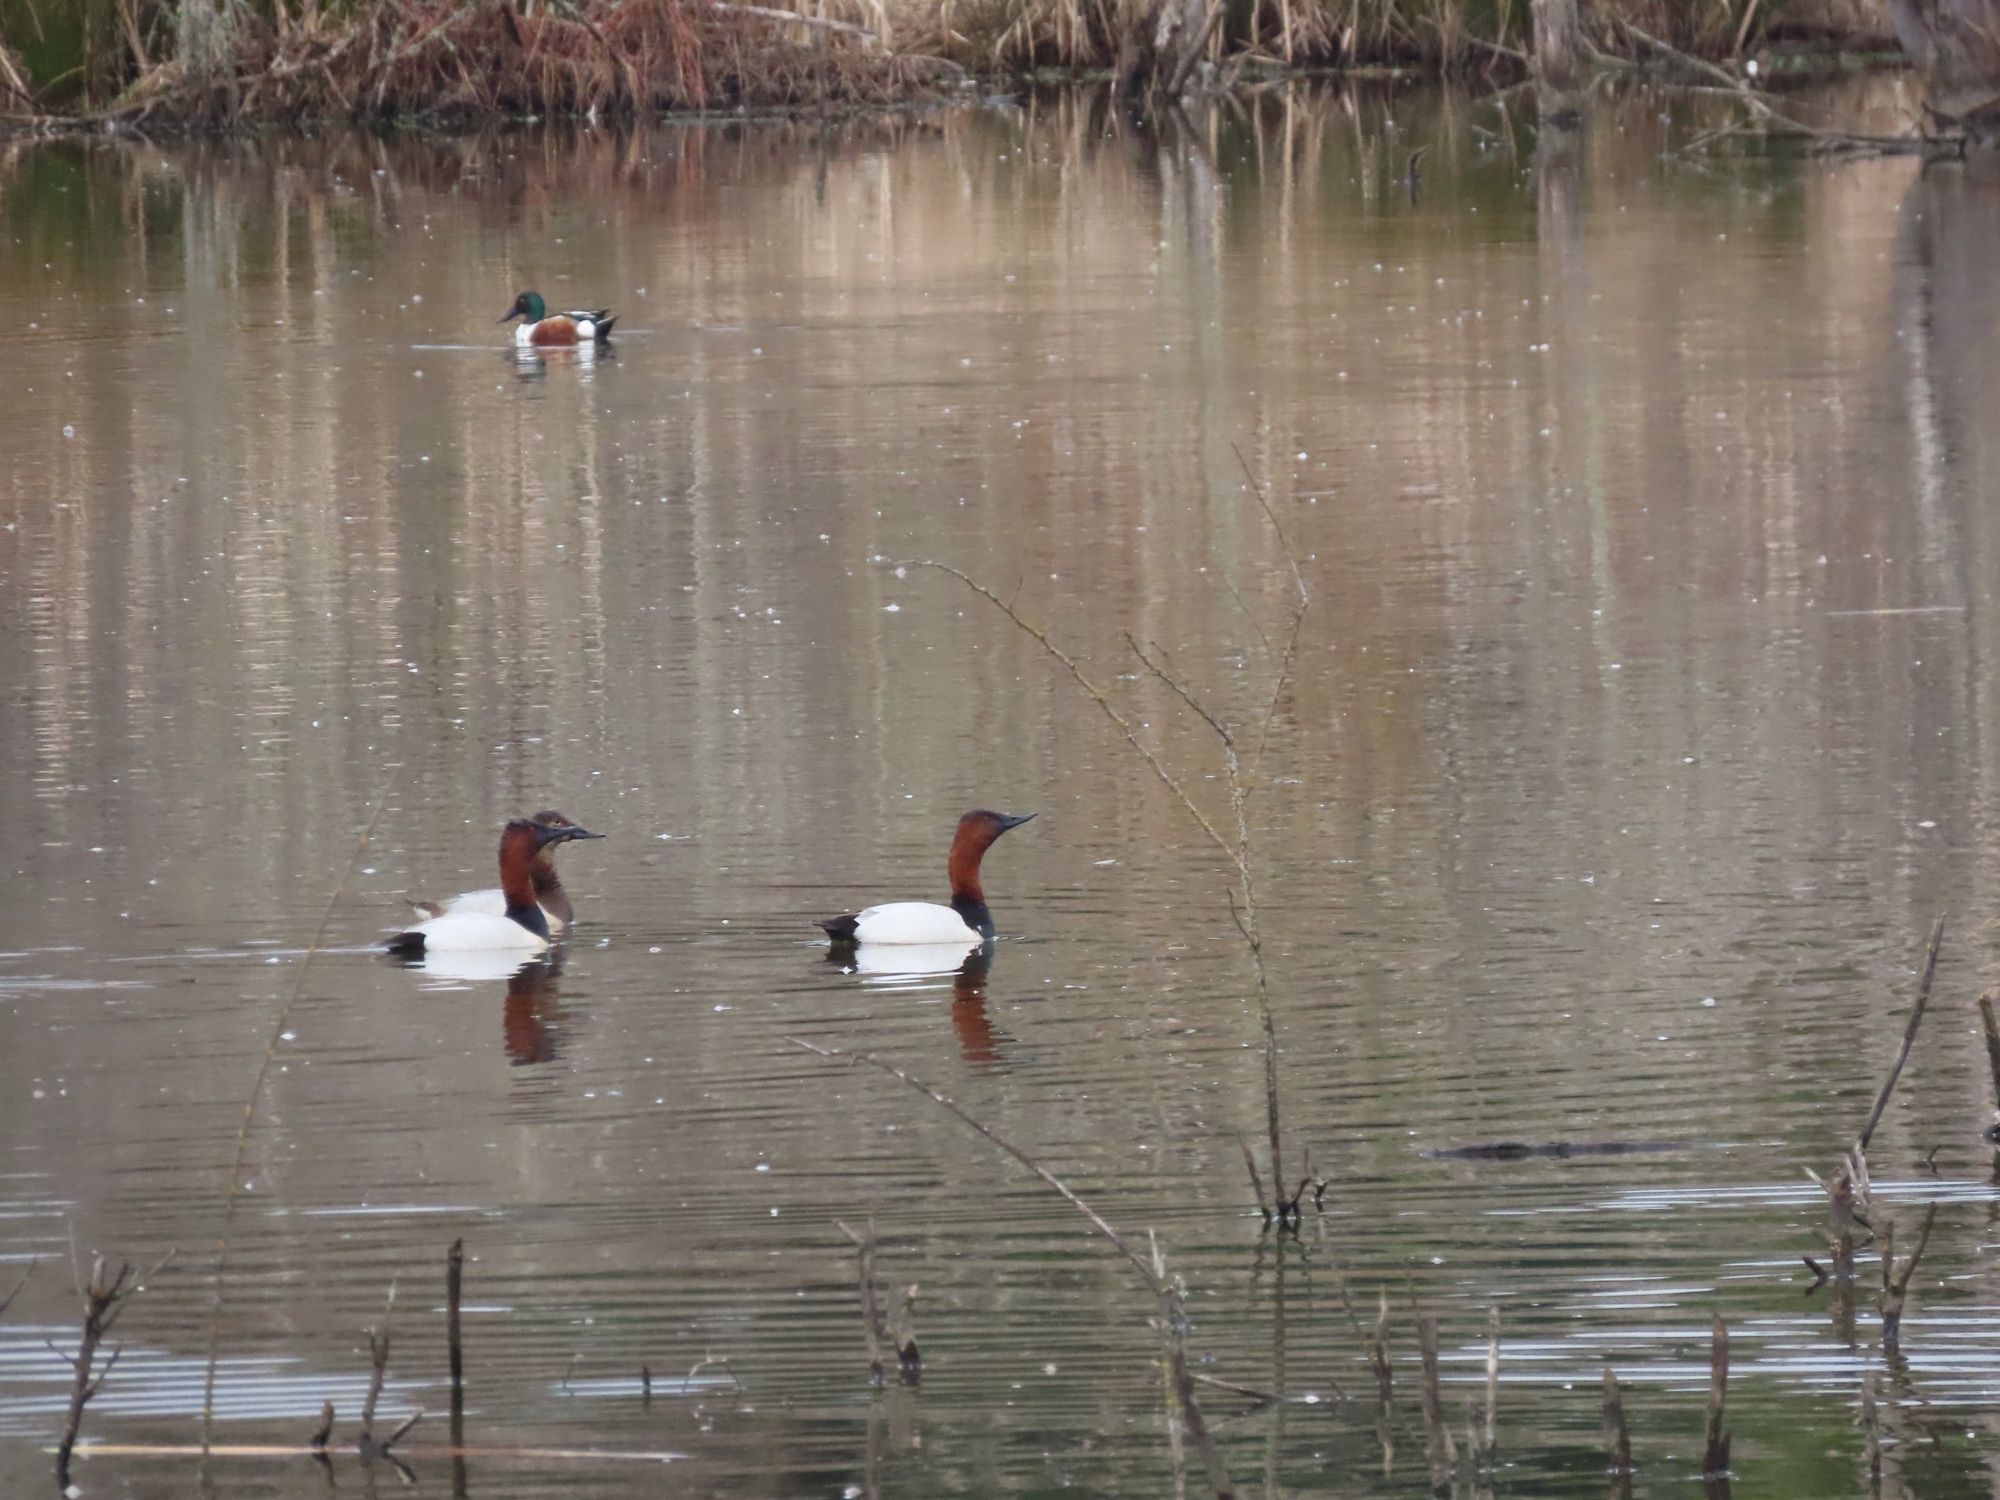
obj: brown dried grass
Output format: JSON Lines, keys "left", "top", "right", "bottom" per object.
{"left": 106, "top": 0, "right": 954, "bottom": 125}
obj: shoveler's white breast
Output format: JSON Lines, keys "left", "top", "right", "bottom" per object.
{"left": 402, "top": 910, "right": 549, "bottom": 954}
{"left": 849, "top": 902, "right": 982, "bottom": 946}
{"left": 414, "top": 888, "right": 567, "bottom": 934}
{"left": 513, "top": 321, "right": 537, "bottom": 346}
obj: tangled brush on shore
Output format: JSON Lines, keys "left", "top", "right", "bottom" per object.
{"left": 79, "top": 0, "right": 961, "bottom": 125}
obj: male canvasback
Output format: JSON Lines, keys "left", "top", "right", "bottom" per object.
{"left": 388, "top": 817, "right": 601, "bottom": 957}
{"left": 499, "top": 290, "right": 617, "bottom": 346}
{"left": 820, "top": 810, "right": 1035, "bottom": 947}
{"left": 409, "top": 809, "right": 603, "bottom": 934}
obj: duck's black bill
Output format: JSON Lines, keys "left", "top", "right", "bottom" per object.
{"left": 566, "top": 825, "right": 606, "bottom": 840}
{"left": 998, "top": 812, "right": 1037, "bottom": 831}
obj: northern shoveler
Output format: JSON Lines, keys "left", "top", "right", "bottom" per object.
{"left": 499, "top": 290, "right": 617, "bottom": 346}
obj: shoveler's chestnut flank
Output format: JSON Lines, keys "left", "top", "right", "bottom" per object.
{"left": 820, "top": 809, "right": 1036, "bottom": 947}
{"left": 499, "top": 290, "right": 617, "bottom": 346}
{"left": 388, "top": 816, "right": 603, "bottom": 956}
{"left": 409, "top": 809, "right": 604, "bottom": 934}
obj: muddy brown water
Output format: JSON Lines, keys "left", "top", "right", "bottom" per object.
{"left": 4, "top": 81, "right": 2000, "bottom": 1498}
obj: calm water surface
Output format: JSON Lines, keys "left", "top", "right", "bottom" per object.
{"left": 4, "top": 80, "right": 2000, "bottom": 1497}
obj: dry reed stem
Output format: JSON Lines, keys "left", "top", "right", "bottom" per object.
{"left": 202, "top": 784, "right": 393, "bottom": 1451}
{"left": 1415, "top": 1313, "right": 1455, "bottom": 1491}
{"left": 0, "top": 1261, "right": 32, "bottom": 1319}
{"left": 906, "top": 460, "right": 1306, "bottom": 1221}
{"left": 835, "top": 1217, "right": 889, "bottom": 1382}
{"left": 1701, "top": 1314, "right": 1729, "bottom": 1477}
{"left": 1877, "top": 1202, "right": 1938, "bottom": 1356}
{"left": 793, "top": 1038, "right": 1154, "bottom": 1281}
{"left": 1601, "top": 1367, "right": 1630, "bottom": 1474}
{"left": 793, "top": 1037, "right": 1229, "bottom": 1492}
{"left": 1482, "top": 1305, "right": 1498, "bottom": 1460}
{"left": 1858, "top": 915, "right": 1945, "bottom": 1153}
{"left": 446, "top": 1237, "right": 466, "bottom": 1434}
{"left": 1977, "top": 995, "right": 2000, "bottom": 1130}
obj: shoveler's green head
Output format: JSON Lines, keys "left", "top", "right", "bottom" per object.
{"left": 499, "top": 290, "right": 547, "bottom": 325}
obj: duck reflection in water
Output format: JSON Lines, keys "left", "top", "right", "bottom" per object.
{"left": 826, "top": 936, "right": 1013, "bottom": 1068}
{"left": 501, "top": 955, "right": 567, "bottom": 1066}
{"left": 509, "top": 339, "right": 612, "bottom": 382}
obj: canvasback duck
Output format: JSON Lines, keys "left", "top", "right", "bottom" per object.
{"left": 499, "top": 290, "right": 617, "bottom": 346}
{"left": 388, "top": 817, "right": 600, "bottom": 957}
{"left": 409, "top": 809, "right": 602, "bottom": 934}
{"left": 820, "top": 810, "right": 1035, "bottom": 947}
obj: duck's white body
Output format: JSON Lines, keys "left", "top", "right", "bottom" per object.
{"left": 416, "top": 888, "right": 569, "bottom": 935}
{"left": 403, "top": 909, "right": 551, "bottom": 955}
{"left": 848, "top": 901, "right": 984, "bottom": 947}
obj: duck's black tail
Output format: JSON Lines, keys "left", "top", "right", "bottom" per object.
{"left": 818, "top": 914, "right": 860, "bottom": 943}
{"left": 385, "top": 930, "right": 427, "bottom": 958}
{"left": 592, "top": 313, "right": 617, "bottom": 341}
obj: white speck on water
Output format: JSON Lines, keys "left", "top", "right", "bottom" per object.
{"left": 62, "top": 424, "right": 75, "bottom": 438}
{"left": 884, "top": 603, "right": 901, "bottom": 612}
{"left": 1702, "top": 997, "right": 1717, "bottom": 1007}
{"left": 1918, "top": 819, "right": 1937, "bottom": 829}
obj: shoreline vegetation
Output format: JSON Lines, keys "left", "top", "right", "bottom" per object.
{"left": 0, "top": 0, "right": 1943, "bottom": 133}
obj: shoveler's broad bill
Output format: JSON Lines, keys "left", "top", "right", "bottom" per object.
{"left": 499, "top": 290, "right": 617, "bottom": 345}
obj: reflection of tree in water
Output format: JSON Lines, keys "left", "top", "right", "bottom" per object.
{"left": 502, "top": 956, "right": 566, "bottom": 1066}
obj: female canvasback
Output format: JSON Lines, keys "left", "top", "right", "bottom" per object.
{"left": 409, "top": 809, "right": 603, "bottom": 934}
{"left": 820, "top": 810, "right": 1035, "bottom": 947}
{"left": 388, "top": 818, "right": 600, "bottom": 957}
{"left": 499, "top": 291, "right": 616, "bottom": 346}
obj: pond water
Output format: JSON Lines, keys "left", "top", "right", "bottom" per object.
{"left": 4, "top": 78, "right": 2000, "bottom": 1498}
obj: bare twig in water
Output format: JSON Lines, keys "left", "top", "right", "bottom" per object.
{"left": 1978, "top": 996, "right": 2000, "bottom": 1138}
{"left": 901, "top": 450, "right": 1309, "bottom": 1223}
{"left": 1483, "top": 1305, "right": 1499, "bottom": 1462}
{"left": 205, "top": 786, "right": 395, "bottom": 1450}
{"left": 795, "top": 1038, "right": 1151, "bottom": 1279}
{"left": 1859, "top": 916, "right": 1945, "bottom": 1153}
{"left": 309, "top": 1400, "right": 335, "bottom": 1451}
{"left": 0, "top": 1259, "right": 33, "bottom": 1319}
{"left": 1878, "top": 1204, "right": 1939, "bottom": 1357}
{"left": 1702, "top": 1315, "right": 1730, "bottom": 1477}
{"left": 1416, "top": 1314, "right": 1455, "bottom": 1491}
{"left": 356, "top": 1280, "right": 419, "bottom": 1457}
{"left": 446, "top": 1238, "right": 466, "bottom": 1431}
{"left": 1602, "top": 1368, "right": 1631, "bottom": 1475}
{"left": 794, "top": 1038, "right": 1232, "bottom": 1495}
{"left": 52, "top": 1249, "right": 169, "bottom": 1489}
{"left": 1237, "top": 1132, "right": 1273, "bottom": 1223}
{"left": 1860, "top": 1368, "right": 1881, "bottom": 1490}
{"left": 1154, "top": 1234, "right": 1236, "bottom": 1500}
{"left": 1813, "top": 917, "right": 1943, "bottom": 1283}
{"left": 835, "top": 1218, "right": 898, "bottom": 1385}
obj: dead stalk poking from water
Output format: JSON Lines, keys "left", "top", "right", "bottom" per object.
{"left": 791, "top": 1037, "right": 1232, "bottom": 1496}
{"left": 52, "top": 1248, "right": 170, "bottom": 1490}
{"left": 1483, "top": 1305, "right": 1499, "bottom": 1462}
{"left": 309, "top": 1400, "right": 335, "bottom": 1451}
{"left": 1601, "top": 1367, "right": 1631, "bottom": 1478}
{"left": 1807, "top": 915, "right": 1944, "bottom": 1284}
{"left": 1978, "top": 995, "right": 2000, "bottom": 1145}
{"left": 836, "top": 1219, "right": 919, "bottom": 1385}
{"left": 204, "top": 786, "right": 394, "bottom": 1450}
{"left": 0, "top": 1260, "right": 32, "bottom": 1318}
{"left": 899, "top": 451, "right": 1308, "bottom": 1223}
{"left": 1415, "top": 1313, "right": 1455, "bottom": 1491}
{"left": 1701, "top": 1315, "right": 1730, "bottom": 1478}
{"left": 447, "top": 1238, "right": 466, "bottom": 1432}
{"left": 1877, "top": 1204, "right": 1938, "bottom": 1357}
{"left": 357, "top": 1279, "right": 422, "bottom": 1458}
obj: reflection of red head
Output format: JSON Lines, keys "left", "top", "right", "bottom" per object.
{"left": 503, "top": 969, "right": 563, "bottom": 1066}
